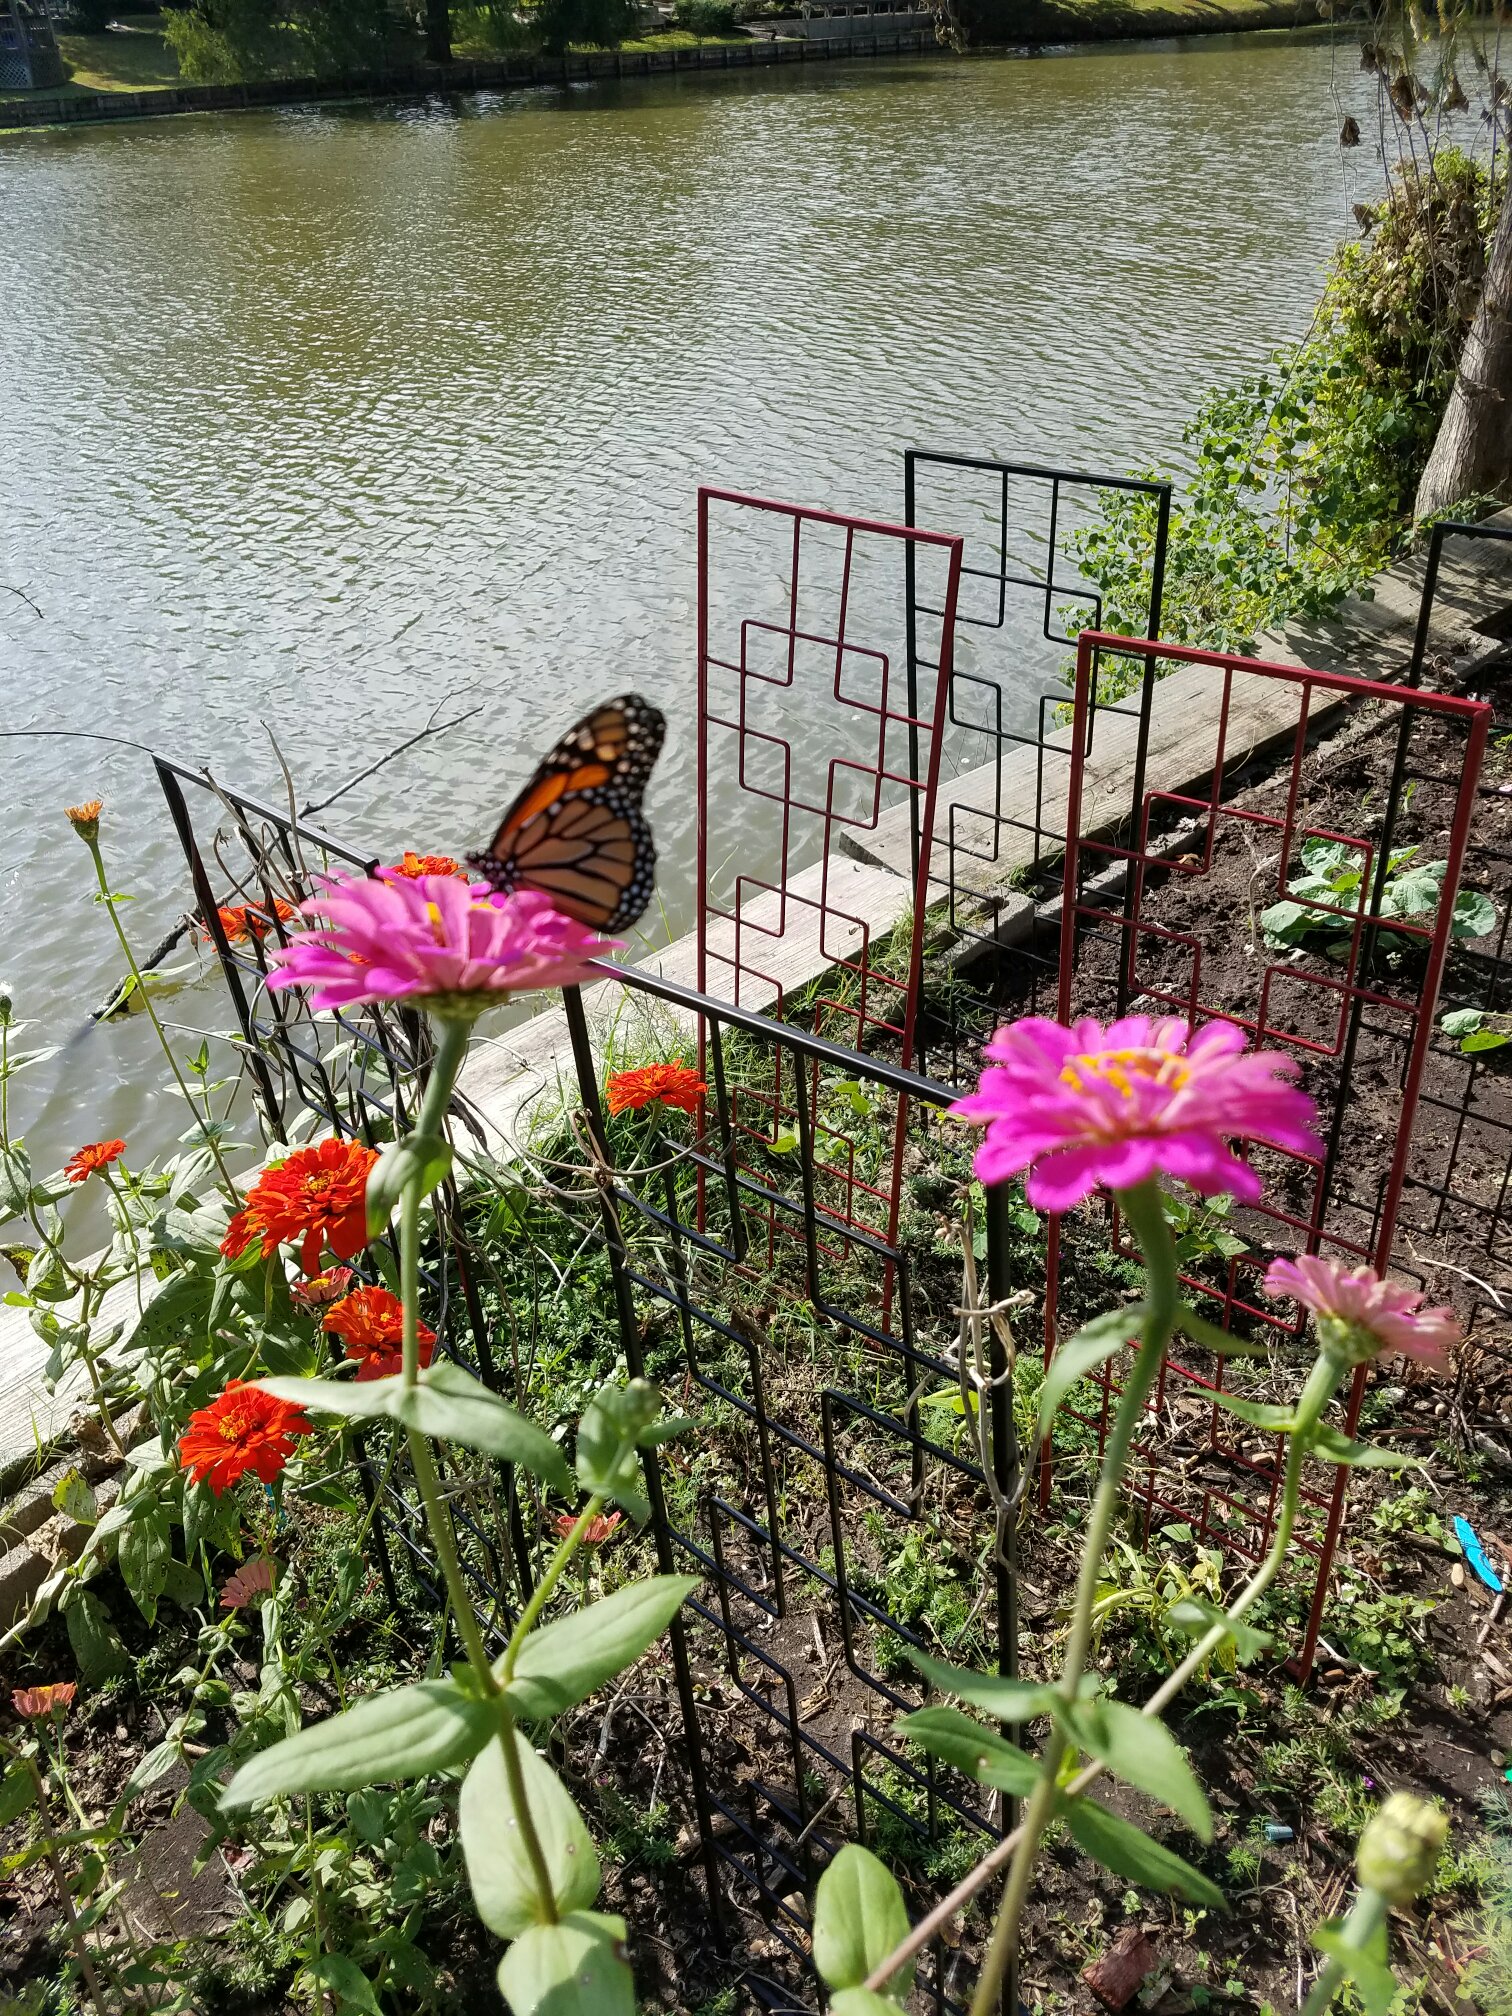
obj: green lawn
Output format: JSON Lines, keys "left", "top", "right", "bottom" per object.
{"left": 42, "top": 15, "right": 178, "bottom": 95}
{"left": 1014, "top": 0, "right": 1320, "bottom": 32}
{"left": 615, "top": 28, "right": 757, "bottom": 47}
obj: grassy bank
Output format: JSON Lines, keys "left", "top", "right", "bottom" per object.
{"left": 965, "top": 0, "right": 1322, "bottom": 42}
{"left": 2, "top": 0, "right": 1324, "bottom": 115}
{"left": 48, "top": 15, "right": 179, "bottom": 96}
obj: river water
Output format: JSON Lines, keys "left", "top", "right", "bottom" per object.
{"left": 0, "top": 34, "right": 1391, "bottom": 1170}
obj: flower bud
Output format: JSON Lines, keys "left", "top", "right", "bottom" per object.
{"left": 0, "top": 980, "right": 13, "bottom": 1025}
{"left": 65, "top": 798, "right": 103, "bottom": 844}
{"left": 1355, "top": 1793, "right": 1447, "bottom": 1904}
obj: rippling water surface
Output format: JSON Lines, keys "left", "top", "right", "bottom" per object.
{"left": 0, "top": 36, "right": 1384, "bottom": 1166}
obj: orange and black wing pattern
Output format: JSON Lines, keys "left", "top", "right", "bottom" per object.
{"left": 467, "top": 695, "right": 665, "bottom": 934}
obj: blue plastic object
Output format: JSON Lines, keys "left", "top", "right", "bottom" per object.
{"left": 1264, "top": 1823, "right": 1295, "bottom": 1845}
{"left": 1455, "top": 1514, "right": 1504, "bottom": 1594}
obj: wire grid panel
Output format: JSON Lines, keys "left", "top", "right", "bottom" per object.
{"left": 696, "top": 487, "right": 963, "bottom": 1050}
{"left": 1040, "top": 632, "right": 1491, "bottom": 1675}
{"left": 153, "top": 759, "right": 537, "bottom": 1627}
{"left": 1384, "top": 520, "right": 1512, "bottom": 1317}
{"left": 901, "top": 452, "right": 1172, "bottom": 1080}
{"left": 557, "top": 970, "right": 1020, "bottom": 2016}
{"left": 695, "top": 488, "right": 966, "bottom": 1317}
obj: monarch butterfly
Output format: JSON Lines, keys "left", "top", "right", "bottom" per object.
{"left": 467, "top": 694, "right": 665, "bottom": 934}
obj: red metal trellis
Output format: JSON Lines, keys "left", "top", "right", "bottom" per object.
{"left": 693, "top": 488, "right": 964, "bottom": 1286}
{"left": 1044, "top": 631, "right": 1491, "bottom": 1675}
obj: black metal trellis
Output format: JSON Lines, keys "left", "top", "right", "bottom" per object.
{"left": 902, "top": 451, "right": 1172, "bottom": 1080}
{"left": 154, "top": 757, "right": 538, "bottom": 1628}
{"left": 156, "top": 758, "right": 1028, "bottom": 2015}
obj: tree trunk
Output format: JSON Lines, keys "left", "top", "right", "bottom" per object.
{"left": 1416, "top": 182, "right": 1512, "bottom": 519}
{"left": 424, "top": 0, "right": 450, "bottom": 64}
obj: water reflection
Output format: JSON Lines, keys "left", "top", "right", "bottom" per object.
{"left": 0, "top": 36, "right": 1385, "bottom": 1163}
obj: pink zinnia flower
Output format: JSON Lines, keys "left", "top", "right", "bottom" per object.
{"left": 265, "top": 874, "right": 619, "bottom": 1018}
{"left": 1264, "top": 1254, "right": 1458, "bottom": 1372}
{"left": 950, "top": 1014, "right": 1319, "bottom": 1211}
{"left": 220, "top": 1558, "right": 276, "bottom": 1610}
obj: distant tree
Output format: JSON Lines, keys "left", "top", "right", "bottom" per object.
{"left": 531, "top": 0, "right": 636, "bottom": 51}
{"left": 1348, "top": 1, "right": 1512, "bottom": 518}
{"left": 162, "top": 0, "right": 402, "bottom": 78}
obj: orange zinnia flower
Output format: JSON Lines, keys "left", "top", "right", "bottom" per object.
{"left": 387, "top": 851, "right": 462, "bottom": 880}
{"left": 221, "top": 1136, "right": 379, "bottom": 1278}
{"left": 554, "top": 1509, "right": 624, "bottom": 1547}
{"left": 207, "top": 899, "right": 296, "bottom": 946}
{"left": 606, "top": 1061, "right": 707, "bottom": 1117}
{"left": 65, "top": 799, "right": 103, "bottom": 841}
{"left": 290, "top": 1265, "right": 356, "bottom": 1310}
{"left": 63, "top": 1138, "right": 126, "bottom": 1184}
{"left": 178, "top": 1380, "right": 312, "bottom": 1495}
{"left": 323, "top": 1283, "right": 436, "bottom": 1381}
{"left": 11, "top": 1682, "right": 77, "bottom": 1720}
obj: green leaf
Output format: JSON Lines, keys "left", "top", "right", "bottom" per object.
{"left": 575, "top": 1379, "right": 666, "bottom": 1522}
{"left": 0, "top": 1142, "right": 33, "bottom": 1218}
{"left": 499, "top": 1576, "right": 698, "bottom": 1721}
{"left": 831, "top": 1992, "right": 911, "bottom": 2016}
{"left": 1259, "top": 899, "right": 1314, "bottom": 946}
{"left": 394, "top": 1364, "right": 571, "bottom": 1487}
{"left": 1165, "top": 1597, "right": 1274, "bottom": 1665}
{"left": 1174, "top": 1304, "right": 1265, "bottom": 1358}
{"left": 0, "top": 1762, "right": 37, "bottom": 1827}
{"left": 812, "top": 1844, "right": 914, "bottom": 1995}
{"left": 255, "top": 1365, "right": 571, "bottom": 1492}
{"left": 1313, "top": 1918, "right": 1398, "bottom": 2016}
{"left": 1383, "top": 859, "right": 1444, "bottom": 918}
{"left": 1039, "top": 1306, "right": 1145, "bottom": 1440}
{"left": 1441, "top": 1008, "right": 1485, "bottom": 1036}
{"left": 1059, "top": 1698, "right": 1212, "bottom": 1841}
{"left": 121, "top": 1269, "right": 215, "bottom": 1361}
{"left": 1463, "top": 1027, "right": 1511, "bottom": 1053}
{"left": 299, "top": 1954, "right": 384, "bottom": 2016}
{"left": 255, "top": 1374, "right": 393, "bottom": 1421}
{"left": 161, "top": 1558, "right": 207, "bottom": 1609}
{"left": 1459, "top": 895, "right": 1507, "bottom": 939}
{"left": 366, "top": 1132, "right": 453, "bottom": 1238}
{"left": 109, "top": 1740, "right": 181, "bottom": 1826}
{"left": 119, "top": 1504, "right": 172, "bottom": 1622}
{"left": 65, "top": 1590, "right": 128, "bottom": 1685}
{"left": 1308, "top": 1424, "right": 1421, "bottom": 1471}
{"left": 896, "top": 1706, "right": 1039, "bottom": 1796}
{"left": 907, "top": 1647, "right": 1058, "bottom": 1723}
{"left": 51, "top": 1469, "right": 97, "bottom": 1525}
{"left": 497, "top": 1911, "right": 633, "bottom": 2016}
{"left": 461, "top": 1735, "right": 600, "bottom": 1938}
{"left": 1202, "top": 1390, "right": 1297, "bottom": 1430}
{"left": 1064, "top": 1797, "right": 1224, "bottom": 1908}
{"left": 222, "top": 1679, "right": 496, "bottom": 1808}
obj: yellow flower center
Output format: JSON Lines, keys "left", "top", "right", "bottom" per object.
{"left": 1059, "top": 1047, "right": 1191, "bottom": 1100}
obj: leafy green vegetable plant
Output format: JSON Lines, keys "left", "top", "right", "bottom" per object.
{"left": 1259, "top": 838, "right": 1496, "bottom": 954}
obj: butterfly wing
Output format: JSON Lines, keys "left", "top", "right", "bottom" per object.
{"left": 469, "top": 694, "right": 665, "bottom": 933}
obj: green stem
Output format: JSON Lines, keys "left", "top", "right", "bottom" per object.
{"left": 393, "top": 1012, "right": 557, "bottom": 1914}
{"left": 82, "top": 836, "right": 237, "bottom": 1196}
{"left": 494, "top": 1711, "right": 561, "bottom": 1926}
{"left": 25, "top": 1757, "right": 108, "bottom": 2016}
{"left": 400, "top": 1018, "right": 470, "bottom": 1394}
{"left": 1143, "top": 1350, "right": 1341, "bottom": 1715}
{"left": 968, "top": 1179, "right": 1178, "bottom": 2016}
{"left": 394, "top": 1014, "right": 496, "bottom": 1687}
{"left": 498, "top": 1496, "right": 606, "bottom": 1685}
{"left": 405, "top": 1428, "right": 497, "bottom": 1688}
{"left": 1299, "top": 1887, "right": 1388, "bottom": 2016}
{"left": 866, "top": 1340, "right": 1352, "bottom": 1999}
